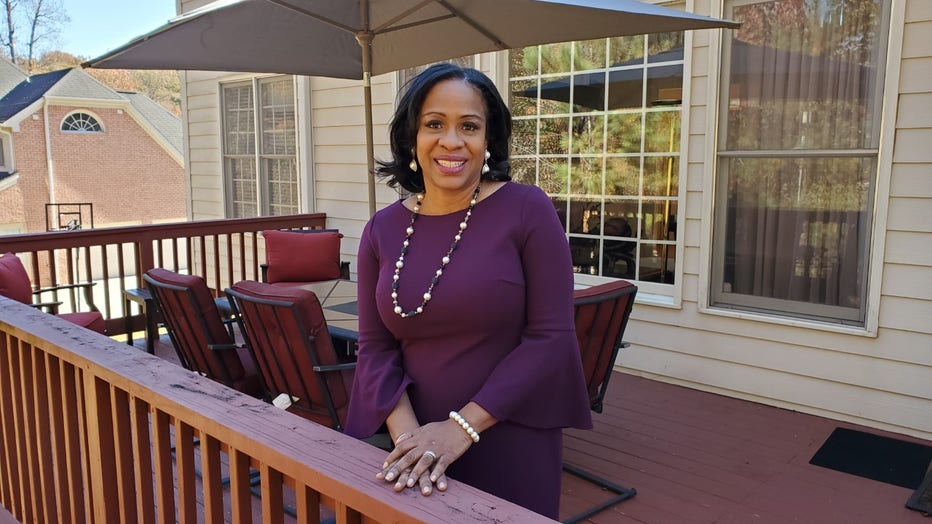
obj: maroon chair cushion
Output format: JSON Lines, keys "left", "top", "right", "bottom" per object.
{"left": 231, "top": 279, "right": 351, "bottom": 427}
{"left": 59, "top": 311, "right": 106, "bottom": 334}
{"left": 263, "top": 230, "right": 343, "bottom": 284}
{"left": 146, "top": 268, "right": 232, "bottom": 345}
{"left": 0, "top": 252, "right": 33, "bottom": 304}
{"left": 144, "top": 268, "right": 254, "bottom": 393}
{"left": 0, "top": 252, "right": 106, "bottom": 334}
{"left": 573, "top": 280, "right": 637, "bottom": 411}
{"left": 573, "top": 279, "right": 635, "bottom": 302}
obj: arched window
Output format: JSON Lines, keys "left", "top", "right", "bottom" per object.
{"left": 61, "top": 112, "right": 103, "bottom": 133}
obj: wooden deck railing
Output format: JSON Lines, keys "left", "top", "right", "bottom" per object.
{"left": 0, "top": 297, "right": 553, "bottom": 523}
{"left": 0, "top": 214, "right": 329, "bottom": 335}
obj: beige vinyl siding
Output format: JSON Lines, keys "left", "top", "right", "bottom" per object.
{"left": 305, "top": 74, "right": 396, "bottom": 273}
{"left": 183, "top": 71, "right": 225, "bottom": 219}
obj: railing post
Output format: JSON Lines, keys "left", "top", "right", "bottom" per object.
{"left": 136, "top": 235, "right": 156, "bottom": 279}
{"left": 82, "top": 373, "right": 119, "bottom": 523}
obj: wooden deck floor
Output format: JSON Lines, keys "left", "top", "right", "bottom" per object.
{"left": 135, "top": 333, "right": 928, "bottom": 524}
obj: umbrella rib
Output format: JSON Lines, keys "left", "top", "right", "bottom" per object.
{"left": 264, "top": 0, "right": 358, "bottom": 35}
{"left": 434, "top": 0, "right": 508, "bottom": 50}
{"left": 376, "top": 14, "right": 457, "bottom": 35}
{"left": 371, "top": 0, "right": 436, "bottom": 33}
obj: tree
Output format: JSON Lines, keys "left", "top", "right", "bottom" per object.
{"left": 0, "top": 0, "right": 68, "bottom": 72}
{"left": 33, "top": 47, "right": 76, "bottom": 69}
{"left": 84, "top": 67, "right": 181, "bottom": 115}
{"left": 26, "top": 50, "right": 182, "bottom": 115}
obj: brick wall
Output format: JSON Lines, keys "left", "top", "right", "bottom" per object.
{"left": 1, "top": 105, "right": 186, "bottom": 233}
{"left": 2, "top": 114, "right": 51, "bottom": 232}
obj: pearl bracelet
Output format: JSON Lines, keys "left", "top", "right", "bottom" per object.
{"left": 449, "top": 410, "right": 480, "bottom": 443}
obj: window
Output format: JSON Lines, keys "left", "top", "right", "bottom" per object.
{"left": 712, "top": 0, "right": 887, "bottom": 324}
{"left": 0, "top": 133, "right": 12, "bottom": 174}
{"left": 510, "top": 34, "right": 684, "bottom": 289}
{"left": 221, "top": 76, "right": 298, "bottom": 217}
{"left": 61, "top": 112, "right": 102, "bottom": 132}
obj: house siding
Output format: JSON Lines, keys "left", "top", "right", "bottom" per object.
{"left": 180, "top": 0, "right": 932, "bottom": 439}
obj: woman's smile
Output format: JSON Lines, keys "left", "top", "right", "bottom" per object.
{"left": 435, "top": 156, "right": 467, "bottom": 173}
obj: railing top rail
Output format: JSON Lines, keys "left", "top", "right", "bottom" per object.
{"left": 0, "top": 297, "right": 554, "bottom": 523}
{"left": 0, "top": 214, "right": 329, "bottom": 252}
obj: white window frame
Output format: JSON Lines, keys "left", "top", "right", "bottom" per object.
{"left": 700, "top": 0, "right": 901, "bottom": 334}
{"left": 220, "top": 75, "right": 301, "bottom": 218}
{"left": 0, "top": 132, "right": 12, "bottom": 172}
{"left": 60, "top": 111, "right": 104, "bottom": 133}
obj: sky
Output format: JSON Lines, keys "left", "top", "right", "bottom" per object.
{"left": 58, "top": 1, "right": 177, "bottom": 59}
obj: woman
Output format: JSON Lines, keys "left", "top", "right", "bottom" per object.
{"left": 344, "top": 63, "right": 592, "bottom": 519}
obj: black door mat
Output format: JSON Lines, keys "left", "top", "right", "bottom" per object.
{"left": 809, "top": 427, "right": 932, "bottom": 489}
{"left": 907, "top": 462, "right": 932, "bottom": 515}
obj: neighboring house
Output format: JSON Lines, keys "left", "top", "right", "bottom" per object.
{"left": 0, "top": 58, "right": 186, "bottom": 235}
{"left": 177, "top": 0, "right": 931, "bottom": 441}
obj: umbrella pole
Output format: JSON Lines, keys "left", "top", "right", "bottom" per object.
{"left": 358, "top": 3, "right": 377, "bottom": 217}
{"left": 364, "top": 75, "right": 376, "bottom": 217}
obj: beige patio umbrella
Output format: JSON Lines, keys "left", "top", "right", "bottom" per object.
{"left": 85, "top": 0, "right": 738, "bottom": 216}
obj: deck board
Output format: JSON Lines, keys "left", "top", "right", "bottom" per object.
{"left": 137, "top": 333, "right": 928, "bottom": 523}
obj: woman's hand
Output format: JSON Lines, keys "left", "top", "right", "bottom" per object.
{"left": 377, "top": 419, "right": 473, "bottom": 495}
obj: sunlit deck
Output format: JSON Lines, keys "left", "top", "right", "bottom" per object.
{"left": 134, "top": 333, "right": 928, "bottom": 524}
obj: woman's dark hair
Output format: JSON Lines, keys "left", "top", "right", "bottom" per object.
{"left": 377, "top": 62, "right": 512, "bottom": 193}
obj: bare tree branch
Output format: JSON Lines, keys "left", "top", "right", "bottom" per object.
{"left": 1, "top": 0, "right": 65, "bottom": 69}
{"left": 1, "top": 0, "right": 19, "bottom": 62}
{"left": 23, "top": 0, "right": 67, "bottom": 71}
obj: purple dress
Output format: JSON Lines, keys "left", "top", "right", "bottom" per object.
{"left": 345, "top": 182, "right": 592, "bottom": 518}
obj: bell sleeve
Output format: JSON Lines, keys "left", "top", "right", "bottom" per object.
{"left": 344, "top": 215, "right": 413, "bottom": 438}
{"left": 470, "top": 186, "right": 594, "bottom": 430}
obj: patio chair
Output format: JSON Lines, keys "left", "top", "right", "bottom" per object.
{"left": 0, "top": 252, "right": 106, "bottom": 334}
{"left": 225, "top": 280, "right": 354, "bottom": 431}
{"left": 143, "top": 268, "right": 261, "bottom": 397}
{"left": 564, "top": 279, "right": 639, "bottom": 524}
{"left": 260, "top": 229, "right": 350, "bottom": 286}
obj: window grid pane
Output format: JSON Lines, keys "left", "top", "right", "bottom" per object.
{"left": 264, "top": 157, "right": 299, "bottom": 216}
{"left": 61, "top": 113, "right": 102, "bottom": 132}
{"left": 510, "top": 34, "right": 682, "bottom": 285}
{"left": 223, "top": 85, "right": 255, "bottom": 155}
{"left": 227, "top": 157, "right": 258, "bottom": 218}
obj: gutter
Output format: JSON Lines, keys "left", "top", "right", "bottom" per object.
{"left": 43, "top": 99, "right": 55, "bottom": 204}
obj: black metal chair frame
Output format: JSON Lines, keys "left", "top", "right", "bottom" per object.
{"left": 563, "top": 281, "right": 638, "bottom": 524}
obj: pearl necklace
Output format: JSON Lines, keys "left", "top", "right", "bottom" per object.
{"left": 392, "top": 183, "right": 482, "bottom": 318}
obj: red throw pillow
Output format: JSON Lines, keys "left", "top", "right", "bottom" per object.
{"left": 0, "top": 252, "right": 34, "bottom": 304}
{"left": 263, "top": 230, "right": 343, "bottom": 283}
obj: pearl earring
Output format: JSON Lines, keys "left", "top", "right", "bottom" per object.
{"left": 409, "top": 151, "right": 418, "bottom": 172}
{"left": 481, "top": 149, "right": 491, "bottom": 174}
